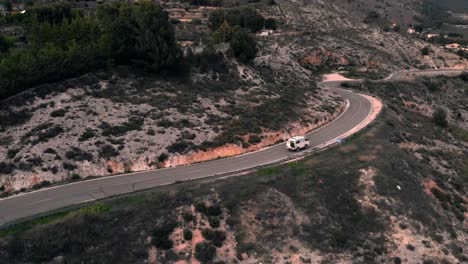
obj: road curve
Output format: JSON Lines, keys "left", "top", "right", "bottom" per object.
{"left": 0, "top": 82, "right": 375, "bottom": 227}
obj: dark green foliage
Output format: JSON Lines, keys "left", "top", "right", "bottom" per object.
{"left": 201, "top": 228, "right": 214, "bottom": 240}
{"left": 248, "top": 135, "right": 261, "bottom": 145}
{"left": 0, "top": 162, "right": 15, "bottom": 174}
{"left": 22, "top": 123, "right": 64, "bottom": 145}
{"left": 195, "top": 242, "right": 216, "bottom": 263}
{"left": 211, "top": 230, "right": 226, "bottom": 247}
{"left": 99, "top": 144, "right": 119, "bottom": 159}
{"left": 183, "top": 212, "right": 194, "bottom": 222}
{"left": 43, "top": 148, "right": 57, "bottom": 154}
{"left": 62, "top": 162, "right": 76, "bottom": 171}
{"left": 433, "top": 107, "right": 448, "bottom": 127}
{"left": 50, "top": 109, "right": 68, "bottom": 117}
{"left": 65, "top": 147, "right": 93, "bottom": 162}
{"left": 209, "top": 7, "right": 274, "bottom": 33}
{"left": 421, "top": 1, "right": 450, "bottom": 29}
{"left": 195, "top": 202, "right": 207, "bottom": 214}
{"left": 78, "top": 129, "right": 95, "bottom": 141}
{"left": 167, "top": 141, "right": 190, "bottom": 154}
{"left": 209, "top": 217, "right": 220, "bottom": 228}
{"left": 421, "top": 46, "right": 430, "bottom": 56}
{"left": 183, "top": 229, "right": 192, "bottom": 240}
{"left": 0, "top": 34, "right": 13, "bottom": 53}
{"left": 364, "top": 11, "right": 380, "bottom": 24}
{"left": 7, "top": 148, "right": 19, "bottom": 159}
{"left": 0, "top": 2, "right": 181, "bottom": 101}
{"left": 206, "top": 205, "right": 222, "bottom": 216}
{"left": 406, "top": 244, "right": 415, "bottom": 251}
{"left": 71, "top": 174, "right": 81, "bottom": 180}
{"left": 158, "top": 153, "right": 169, "bottom": 163}
{"left": 152, "top": 220, "right": 177, "bottom": 250}
{"left": 100, "top": 116, "right": 144, "bottom": 137}
{"left": 230, "top": 30, "right": 257, "bottom": 63}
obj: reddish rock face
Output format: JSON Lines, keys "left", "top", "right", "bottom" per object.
{"left": 302, "top": 50, "right": 350, "bottom": 67}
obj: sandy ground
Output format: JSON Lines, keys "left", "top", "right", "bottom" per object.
{"left": 322, "top": 73, "right": 359, "bottom": 82}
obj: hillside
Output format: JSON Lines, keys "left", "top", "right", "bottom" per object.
{"left": 0, "top": 0, "right": 467, "bottom": 263}
{"left": 0, "top": 74, "right": 466, "bottom": 263}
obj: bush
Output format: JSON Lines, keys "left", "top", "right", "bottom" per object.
{"left": 406, "top": 244, "right": 415, "bottom": 251}
{"left": 167, "top": 141, "right": 189, "bottom": 153}
{"left": 211, "top": 230, "right": 226, "bottom": 247}
{"left": 432, "top": 107, "right": 448, "bottom": 127}
{"left": 195, "top": 242, "right": 216, "bottom": 263}
{"left": 65, "top": 147, "right": 93, "bottom": 161}
{"left": 158, "top": 153, "right": 168, "bottom": 163}
{"left": 62, "top": 162, "right": 76, "bottom": 171}
{"left": 183, "top": 229, "right": 192, "bottom": 240}
{"left": 230, "top": 30, "right": 257, "bottom": 63}
{"left": 209, "top": 217, "right": 220, "bottom": 228}
{"left": 206, "top": 205, "right": 222, "bottom": 216}
{"left": 152, "top": 220, "right": 177, "bottom": 250}
{"left": 421, "top": 46, "right": 430, "bottom": 56}
{"left": 99, "top": 144, "right": 119, "bottom": 159}
{"left": 7, "top": 148, "right": 19, "bottom": 159}
{"left": 195, "top": 202, "right": 207, "bottom": 214}
{"left": 0, "top": 162, "right": 16, "bottom": 174}
{"left": 50, "top": 109, "right": 68, "bottom": 117}
{"left": 79, "top": 129, "right": 95, "bottom": 141}
{"left": 183, "top": 212, "right": 194, "bottom": 222}
{"left": 201, "top": 228, "right": 214, "bottom": 240}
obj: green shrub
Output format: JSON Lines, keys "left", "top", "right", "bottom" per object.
{"left": 209, "top": 217, "right": 220, "bottom": 228}
{"left": 206, "top": 205, "right": 222, "bottom": 216}
{"left": 167, "top": 141, "right": 189, "bottom": 154}
{"left": 50, "top": 109, "right": 68, "bottom": 117}
{"left": 230, "top": 30, "right": 257, "bottom": 63}
{"left": 201, "top": 228, "right": 214, "bottom": 240}
{"left": 195, "top": 202, "right": 207, "bottom": 214}
{"left": 183, "top": 229, "right": 192, "bottom": 240}
{"left": 152, "top": 220, "right": 177, "bottom": 250}
{"left": 406, "top": 244, "right": 415, "bottom": 251}
{"left": 62, "top": 162, "right": 76, "bottom": 171}
{"left": 183, "top": 212, "right": 194, "bottom": 222}
{"left": 195, "top": 242, "right": 216, "bottom": 263}
{"left": 99, "top": 144, "right": 119, "bottom": 159}
{"left": 7, "top": 148, "right": 19, "bottom": 159}
{"left": 65, "top": 147, "right": 93, "bottom": 161}
{"left": 0, "top": 162, "right": 15, "bottom": 174}
{"left": 211, "top": 230, "right": 226, "bottom": 247}
{"left": 158, "top": 153, "right": 168, "bottom": 163}
{"left": 421, "top": 46, "right": 430, "bottom": 56}
{"left": 79, "top": 130, "right": 95, "bottom": 141}
{"left": 432, "top": 108, "right": 448, "bottom": 127}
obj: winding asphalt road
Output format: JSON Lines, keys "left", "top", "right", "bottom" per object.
{"left": 0, "top": 81, "right": 379, "bottom": 227}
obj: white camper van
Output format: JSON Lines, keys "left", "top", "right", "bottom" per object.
{"left": 286, "top": 136, "right": 309, "bottom": 151}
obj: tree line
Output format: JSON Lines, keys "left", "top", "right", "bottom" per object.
{"left": 0, "top": 2, "right": 182, "bottom": 101}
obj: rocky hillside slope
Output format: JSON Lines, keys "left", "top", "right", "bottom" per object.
{"left": 0, "top": 40, "right": 345, "bottom": 193}
{"left": 260, "top": 0, "right": 467, "bottom": 77}
{"left": 0, "top": 74, "right": 466, "bottom": 264}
